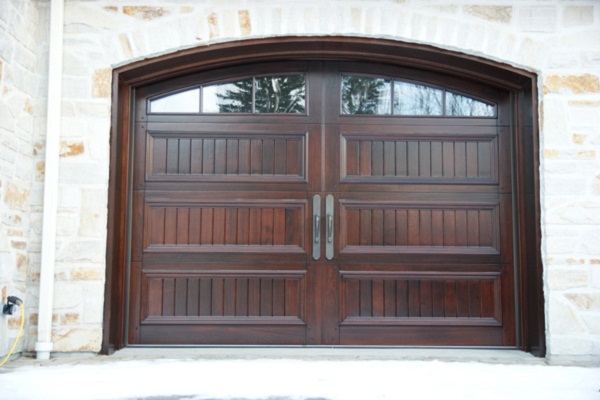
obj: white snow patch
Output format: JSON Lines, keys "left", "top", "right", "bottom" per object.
{"left": 0, "top": 359, "right": 598, "bottom": 400}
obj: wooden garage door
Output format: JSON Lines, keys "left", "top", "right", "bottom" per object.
{"left": 128, "top": 61, "right": 516, "bottom": 346}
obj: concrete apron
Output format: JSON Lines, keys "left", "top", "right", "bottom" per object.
{"left": 4, "top": 347, "right": 548, "bottom": 368}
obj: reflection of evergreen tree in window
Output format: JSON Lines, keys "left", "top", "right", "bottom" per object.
{"left": 255, "top": 76, "right": 306, "bottom": 113}
{"left": 342, "top": 76, "right": 389, "bottom": 114}
{"left": 216, "top": 79, "right": 253, "bottom": 113}
{"left": 215, "top": 76, "right": 306, "bottom": 114}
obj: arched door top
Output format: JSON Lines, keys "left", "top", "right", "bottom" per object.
{"left": 104, "top": 37, "right": 543, "bottom": 356}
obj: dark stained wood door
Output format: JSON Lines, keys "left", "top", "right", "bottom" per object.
{"left": 128, "top": 61, "right": 516, "bottom": 346}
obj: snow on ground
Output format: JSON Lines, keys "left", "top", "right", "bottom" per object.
{"left": 0, "top": 359, "right": 598, "bottom": 400}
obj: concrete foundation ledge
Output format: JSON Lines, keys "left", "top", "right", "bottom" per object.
{"left": 6, "top": 347, "right": 599, "bottom": 368}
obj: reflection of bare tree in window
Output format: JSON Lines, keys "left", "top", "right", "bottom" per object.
{"left": 394, "top": 82, "right": 443, "bottom": 116}
{"left": 342, "top": 76, "right": 391, "bottom": 114}
{"left": 255, "top": 76, "right": 306, "bottom": 113}
{"left": 446, "top": 92, "right": 495, "bottom": 117}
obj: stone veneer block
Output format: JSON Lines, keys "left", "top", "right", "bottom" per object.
{"left": 239, "top": 10, "right": 251, "bottom": 36}
{"left": 123, "top": 6, "right": 169, "bottom": 21}
{"left": 564, "top": 6, "right": 594, "bottom": 27}
{"left": 464, "top": 6, "right": 512, "bottom": 24}
{"left": 92, "top": 69, "right": 112, "bottom": 98}
{"left": 518, "top": 6, "right": 557, "bottom": 33}
{"left": 545, "top": 74, "right": 600, "bottom": 94}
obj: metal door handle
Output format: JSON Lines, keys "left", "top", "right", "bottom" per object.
{"left": 326, "top": 195, "right": 334, "bottom": 260}
{"left": 314, "top": 215, "right": 321, "bottom": 244}
{"left": 312, "top": 195, "right": 321, "bottom": 260}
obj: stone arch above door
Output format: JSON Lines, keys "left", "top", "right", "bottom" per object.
{"left": 104, "top": 37, "right": 543, "bottom": 356}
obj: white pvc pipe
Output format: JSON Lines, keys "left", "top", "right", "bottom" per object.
{"left": 35, "top": 0, "right": 64, "bottom": 361}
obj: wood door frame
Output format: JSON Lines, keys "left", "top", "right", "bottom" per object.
{"left": 103, "top": 37, "right": 544, "bottom": 356}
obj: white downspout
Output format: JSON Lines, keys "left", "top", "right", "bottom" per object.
{"left": 35, "top": 0, "right": 64, "bottom": 360}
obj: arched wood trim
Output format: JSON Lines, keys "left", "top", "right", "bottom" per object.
{"left": 103, "top": 37, "right": 544, "bottom": 356}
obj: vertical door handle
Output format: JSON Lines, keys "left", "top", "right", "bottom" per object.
{"left": 325, "top": 194, "right": 334, "bottom": 260}
{"left": 312, "top": 195, "right": 321, "bottom": 260}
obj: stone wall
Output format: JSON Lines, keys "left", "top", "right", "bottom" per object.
{"left": 0, "top": 0, "right": 46, "bottom": 357}
{"left": 3, "top": 0, "right": 600, "bottom": 360}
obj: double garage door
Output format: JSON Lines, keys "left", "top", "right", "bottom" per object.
{"left": 128, "top": 61, "right": 516, "bottom": 346}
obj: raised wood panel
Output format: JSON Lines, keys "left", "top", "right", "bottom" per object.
{"left": 147, "top": 132, "right": 306, "bottom": 182}
{"left": 341, "top": 134, "right": 497, "bottom": 183}
{"left": 143, "top": 272, "right": 305, "bottom": 321}
{"left": 340, "top": 201, "right": 500, "bottom": 254}
{"left": 341, "top": 272, "right": 501, "bottom": 325}
{"left": 143, "top": 201, "right": 305, "bottom": 252}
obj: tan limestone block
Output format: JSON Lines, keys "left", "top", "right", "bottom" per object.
{"left": 71, "top": 268, "right": 103, "bottom": 281}
{"left": 181, "top": 7, "right": 193, "bottom": 14}
{"left": 60, "top": 313, "right": 80, "bottom": 325}
{"left": 123, "top": 6, "right": 169, "bottom": 21}
{"left": 543, "top": 149, "right": 560, "bottom": 158}
{"left": 8, "top": 317, "right": 23, "bottom": 329}
{"left": 24, "top": 99, "right": 32, "bottom": 114}
{"left": 59, "top": 141, "right": 85, "bottom": 157}
{"left": 11, "top": 241, "right": 26, "bottom": 250}
{"left": 3, "top": 182, "right": 29, "bottom": 210}
{"left": 92, "top": 68, "right": 112, "bottom": 98}
{"left": 577, "top": 150, "right": 596, "bottom": 159}
{"left": 33, "top": 142, "right": 44, "bottom": 156}
{"left": 239, "top": 10, "right": 251, "bottom": 36}
{"left": 103, "top": 6, "right": 117, "bottom": 13}
{"left": 51, "top": 327, "right": 102, "bottom": 352}
{"left": 16, "top": 254, "right": 27, "bottom": 275}
{"left": 547, "top": 269, "right": 588, "bottom": 290}
{"left": 573, "top": 134, "right": 586, "bottom": 145}
{"left": 569, "top": 100, "right": 600, "bottom": 107}
{"left": 464, "top": 6, "right": 512, "bottom": 24}
{"left": 565, "top": 293, "right": 600, "bottom": 311}
{"left": 35, "top": 162, "right": 44, "bottom": 180}
{"left": 208, "top": 12, "right": 219, "bottom": 39}
{"left": 119, "top": 33, "right": 133, "bottom": 59}
{"left": 544, "top": 74, "right": 600, "bottom": 94}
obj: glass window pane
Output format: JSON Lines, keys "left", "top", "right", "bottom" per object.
{"left": 255, "top": 75, "right": 306, "bottom": 113}
{"left": 149, "top": 88, "right": 200, "bottom": 113}
{"left": 202, "top": 79, "right": 253, "bottom": 113}
{"left": 393, "top": 81, "right": 443, "bottom": 116}
{"left": 342, "top": 76, "right": 391, "bottom": 115}
{"left": 445, "top": 92, "right": 496, "bottom": 117}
